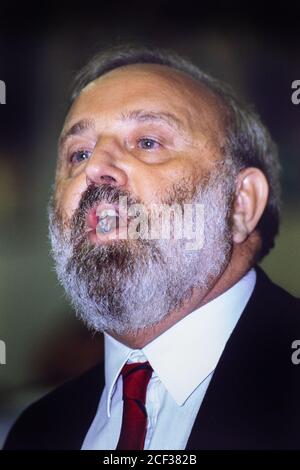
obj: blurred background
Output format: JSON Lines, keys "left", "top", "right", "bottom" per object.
{"left": 0, "top": 1, "right": 299, "bottom": 447}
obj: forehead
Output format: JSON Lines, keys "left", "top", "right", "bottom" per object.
{"left": 63, "top": 63, "right": 224, "bottom": 139}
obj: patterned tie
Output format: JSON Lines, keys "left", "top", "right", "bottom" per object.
{"left": 116, "top": 361, "right": 153, "bottom": 450}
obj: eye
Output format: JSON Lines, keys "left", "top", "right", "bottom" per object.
{"left": 137, "top": 138, "right": 161, "bottom": 150}
{"left": 69, "top": 149, "right": 92, "bottom": 164}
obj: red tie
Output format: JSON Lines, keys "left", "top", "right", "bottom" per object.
{"left": 116, "top": 361, "right": 153, "bottom": 450}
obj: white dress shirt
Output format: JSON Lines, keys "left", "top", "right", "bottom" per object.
{"left": 82, "top": 268, "right": 256, "bottom": 450}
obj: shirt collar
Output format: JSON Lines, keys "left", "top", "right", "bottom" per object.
{"left": 104, "top": 268, "right": 256, "bottom": 416}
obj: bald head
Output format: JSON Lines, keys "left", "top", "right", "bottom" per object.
{"left": 65, "top": 63, "right": 226, "bottom": 162}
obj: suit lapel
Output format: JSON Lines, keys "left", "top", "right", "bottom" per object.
{"left": 186, "top": 267, "right": 293, "bottom": 449}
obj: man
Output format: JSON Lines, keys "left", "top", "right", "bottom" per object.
{"left": 3, "top": 46, "right": 300, "bottom": 450}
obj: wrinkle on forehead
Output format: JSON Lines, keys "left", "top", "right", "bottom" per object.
{"left": 65, "top": 63, "right": 226, "bottom": 152}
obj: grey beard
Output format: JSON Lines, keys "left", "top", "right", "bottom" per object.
{"left": 48, "top": 166, "right": 235, "bottom": 335}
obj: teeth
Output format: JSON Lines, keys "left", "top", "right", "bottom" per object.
{"left": 97, "top": 216, "right": 116, "bottom": 234}
{"left": 96, "top": 207, "right": 118, "bottom": 234}
{"left": 97, "top": 208, "right": 118, "bottom": 220}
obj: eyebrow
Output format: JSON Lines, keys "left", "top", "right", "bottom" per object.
{"left": 59, "top": 109, "right": 185, "bottom": 150}
{"left": 58, "top": 119, "right": 95, "bottom": 150}
{"left": 120, "top": 109, "right": 185, "bottom": 132}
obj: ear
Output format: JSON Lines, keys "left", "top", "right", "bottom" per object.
{"left": 232, "top": 167, "right": 269, "bottom": 244}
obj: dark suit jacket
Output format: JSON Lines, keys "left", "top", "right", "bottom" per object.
{"left": 3, "top": 267, "right": 300, "bottom": 449}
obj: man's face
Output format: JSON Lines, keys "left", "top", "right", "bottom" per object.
{"left": 49, "top": 64, "right": 236, "bottom": 334}
{"left": 54, "top": 64, "right": 224, "bottom": 223}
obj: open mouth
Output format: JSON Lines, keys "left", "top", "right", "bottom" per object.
{"left": 97, "top": 206, "right": 119, "bottom": 233}
{"left": 86, "top": 202, "right": 128, "bottom": 242}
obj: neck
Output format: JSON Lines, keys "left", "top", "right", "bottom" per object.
{"left": 108, "top": 239, "right": 257, "bottom": 349}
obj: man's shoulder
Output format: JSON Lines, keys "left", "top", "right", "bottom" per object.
{"left": 227, "top": 266, "right": 300, "bottom": 406}
{"left": 187, "top": 268, "right": 300, "bottom": 449}
{"left": 234, "top": 265, "right": 300, "bottom": 361}
{"left": 209, "top": 266, "right": 300, "bottom": 408}
{"left": 253, "top": 266, "right": 300, "bottom": 324}
{"left": 3, "top": 363, "right": 105, "bottom": 450}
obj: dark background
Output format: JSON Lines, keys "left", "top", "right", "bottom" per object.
{"left": 0, "top": 1, "right": 299, "bottom": 446}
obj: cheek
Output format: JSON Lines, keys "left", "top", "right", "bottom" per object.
{"left": 136, "top": 160, "right": 199, "bottom": 203}
{"left": 55, "top": 176, "right": 87, "bottom": 223}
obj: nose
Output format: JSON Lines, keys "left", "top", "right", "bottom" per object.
{"left": 85, "top": 136, "right": 128, "bottom": 188}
